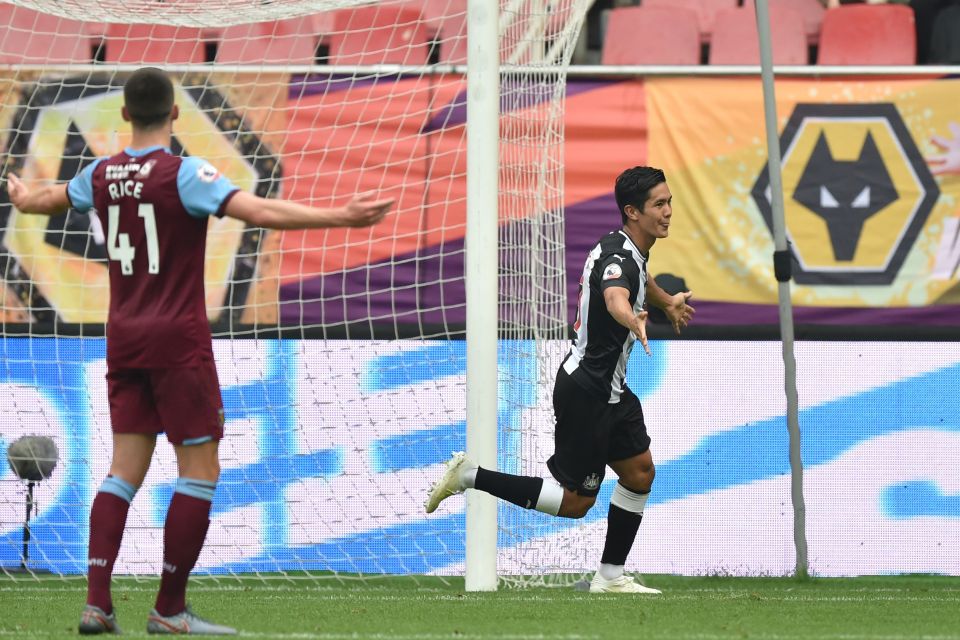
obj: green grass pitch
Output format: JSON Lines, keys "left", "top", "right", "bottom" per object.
{"left": 2, "top": 575, "right": 959, "bottom": 639}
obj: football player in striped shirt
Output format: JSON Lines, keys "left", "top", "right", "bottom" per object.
{"left": 426, "top": 166, "right": 693, "bottom": 593}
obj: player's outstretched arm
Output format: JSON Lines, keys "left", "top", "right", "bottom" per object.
{"left": 645, "top": 273, "right": 694, "bottom": 335}
{"left": 225, "top": 191, "right": 394, "bottom": 230}
{"left": 4, "top": 173, "right": 71, "bottom": 216}
{"left": 603, "top": 286, "right": 651, "bottom": 356}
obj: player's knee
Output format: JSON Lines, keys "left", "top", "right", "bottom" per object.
{"left": 643, "top": 461, "right": 656, "bottom": 487}
{"left": 195, "top": 457, "right": 220, "bottom": 482}
{"left": 619, "top": 463, "right": 655, "bottom": 493}
{"left": 178, "top": 460, "right": 220, "bottom": 483}
{"left": 204, "top": 459, "right": 221, "bottom": 482}
{"left": 175, "top": 442, "right": 221, "bottom": 482}
{"left": 109, "top": 463, "right": 149, "bottom": 488}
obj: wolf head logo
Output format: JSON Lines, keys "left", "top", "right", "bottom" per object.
{"left": 792, "top": 131, "right": 899, "bottom": 261}
{"left": 752, "top": 103, "right": 938, "bottom": 285}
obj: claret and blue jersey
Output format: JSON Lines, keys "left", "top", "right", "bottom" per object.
{"left": 66, "top": 146, "right": 239, "bottom": 369}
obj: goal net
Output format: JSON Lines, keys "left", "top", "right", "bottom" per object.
{"left": 0, "top": 0, "right": 589, "bottom": 584}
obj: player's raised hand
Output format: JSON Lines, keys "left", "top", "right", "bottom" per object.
{"left": 3, "top": 171, "right": 69, "bottom": 216}
{"left": 4, "top": 173, "right": 29, "bottom": 209}
{"left": 631, "top": 309, "right": 651, "bottom": 356}
{"left": 665, "top": 290, "right": 695, "bottom": 335}
{"left": 342, "top": 192, "right": 394, "bottom": 227}
{"left": 928, "top": 122, "right": 960, "bottom": 176}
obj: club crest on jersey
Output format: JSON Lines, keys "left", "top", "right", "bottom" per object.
{"left": 582, "top": 473, "right": 601, "bottom": 491}
{"left": 603, "top": 263, "right": 623, "bottom": 281}
{"left": 135, "top": 159, "right": 156, "bottom": 179}
{"left": 197, "top": 163, "right": 220, "bottom": 183}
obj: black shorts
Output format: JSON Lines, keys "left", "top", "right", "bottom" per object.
{"left": 546, "top": 367, "right": 651, "bottom": 497}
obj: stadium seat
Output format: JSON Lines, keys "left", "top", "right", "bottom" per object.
{"left": 641, "top": 0, "right": 737, "bottom": 43}
{"left": 776, "top": 0, "right": 825, "bottom": 44}
{"left": 601, "top": 6, "right": 700, "bottom": 65}
{"left": 103, "top": 24, "right": 206, "bottom": 63}
{"left": 415, "top": 0, "right": 467, "bottom": 64}
{"left": 709, "top": 6, "right": 808, "bottom": 65}
{"left": 329, "top": 5, "right": 431, "bottom": 65}
{"left": 217, "top": 18, "right": 319, "bottom": 65}
{"left": 0, "top": 5, "right": 92, "bottom": 63}
{"left": 412, "top": 0, "right": 574, "bottom": 65}
{"left": 818, "top": 4, "right": 916, "bottom": 65}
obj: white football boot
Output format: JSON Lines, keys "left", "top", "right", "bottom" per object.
{"left": 589, "top": 573, "right": 662, "bottom": 594}
{"left": 146, "top": 605, "right": 237, "bottom": 635}
{"left": 424, "top": 451, "right": 477, "bottom": 514}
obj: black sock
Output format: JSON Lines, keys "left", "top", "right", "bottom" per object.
{"left": 600, "top": 502, "right": 643, "bottom": 566}
{"left": 474, "top": 467, "right": 544, "bottom": 510}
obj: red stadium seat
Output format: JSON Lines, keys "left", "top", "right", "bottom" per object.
{"left": 217, "top": 18, "right": 319, "bottom": 65}
{"left": 103, "top": 24, "right": 206, "bottom": 64}
{"left": 415, "top": 0, "right": 467, "bottom": 63}
{"left": 641, "top": 0, "right": 737, "bottom": 43}
{"left": 818, "top": 4, "right": 916, "bottom": 65}
{"left": 709, "top": 6, "right": 808, "bottom": 65}
{"left": 409, "top": 0, "right": 573, "bottom": 65}
{"left": 0, "top": 5, "right": 92, "bottom": 63}
{"left": 776, "top": 0, "right": 825, "bottom": 44}
{"left": 329, "top": 5, "right": 430, "bottom": 65}
{"left": 601, "top": 6, "right": 700, "bottom": 65}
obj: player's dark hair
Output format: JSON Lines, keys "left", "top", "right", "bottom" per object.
{"left": 123, "top": 67, "right": 174, "bottom": 129}
{"left": 614, "top": 166, "right": 666, "bottom": 224}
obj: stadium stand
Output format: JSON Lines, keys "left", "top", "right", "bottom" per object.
{"left": 329, "top": 4, "right": 431, "bottom": 65}
{"left": 928, "top": 3, "right": 960, "bottom": 64}
{"left": 216, "top": 17, "right": 327, "bottom": 65}
{"left": 0, "top": 5, "right": 91, "bottom": 63}
{"left": 416, "top": 0, "right": 467, "bottom": 63}
{"left": 818, "top": 4, "right": 916, "bottom": 65}
{"left": 778, "top": 0, "right": 826, "bottom": 44}
{"left": 709, "top": 5, "right": 808, "bottom": 65}
{"left": 601, "top": 5, "right": 700, "bottom": 65}
{"left": 103, "top": 24, "right": 207, "bottom": 63}
{"left": 642, "top": 0, "right": 738, "bottom": 43}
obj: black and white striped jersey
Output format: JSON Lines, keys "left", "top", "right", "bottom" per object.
{"left": 562, "top": 229, "right": 648, "bottom": 403}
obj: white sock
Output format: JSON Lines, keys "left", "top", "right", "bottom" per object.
{"left": 598, "top": 563, "right": 624, "bottom": 581}
{"left": 534, "top": 481, "right": 563, "bottom": 516}
{"left": 461, "top": 467, "right": 477, "bottom": 489}
{"left": 611, "top": 482, "right": 650, "bottom": 514}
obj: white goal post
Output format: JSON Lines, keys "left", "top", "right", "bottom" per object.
{"left": 465, "top": 0, "right": 499, "bottom": 592}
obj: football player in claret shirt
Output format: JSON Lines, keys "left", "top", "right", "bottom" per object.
{"left": 425, "top": 166, "right": 694, "bottom": 593}
{"left": 7, "top": 67, "right": 393, "bottom": 635}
